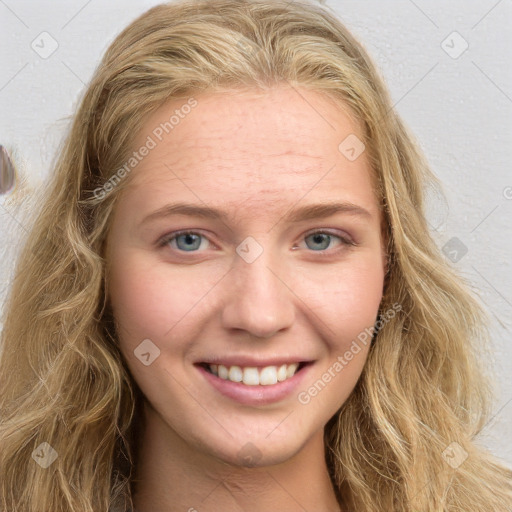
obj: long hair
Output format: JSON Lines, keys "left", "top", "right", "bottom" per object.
{"left": 1, "top": 1, "right": 511, "bottom": 510}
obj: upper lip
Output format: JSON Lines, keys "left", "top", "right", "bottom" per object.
{"left": 196, "top": 356, "right": 314, "bottom": 368}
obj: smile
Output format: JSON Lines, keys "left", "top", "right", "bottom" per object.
{"left": 204, "top": 362, "right": 303, "bottom": 386}
{"left": 196, "top": 360, "right": 314, "bottom": 405}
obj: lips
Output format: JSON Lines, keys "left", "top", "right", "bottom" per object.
{"left": 196, "top": 359, "right": 314, "bottom": 405}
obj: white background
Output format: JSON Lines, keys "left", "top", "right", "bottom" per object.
{"left": 1, "top": 0, "right": 511, "bottom": 467}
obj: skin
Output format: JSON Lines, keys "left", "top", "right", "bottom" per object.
{"left": 105, "top": 85, "right": 387, "bottom": 512}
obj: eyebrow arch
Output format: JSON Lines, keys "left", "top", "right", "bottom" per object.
{"left": 140, "top": 201, "right": 372, "bottom": 227}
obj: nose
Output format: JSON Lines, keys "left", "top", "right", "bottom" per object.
{"left": 220, "top": 244, "right": 295, "bottom": 339}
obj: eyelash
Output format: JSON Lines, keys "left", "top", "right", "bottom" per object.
{"left": 157, "top": 229, "right": 356, "bottom": 256}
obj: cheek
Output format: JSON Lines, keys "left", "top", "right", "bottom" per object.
{"left": 107, "top": 249, "right": 166, "bottom": 343}
{"left": 107, "top": 249, "right": 221, "bottom": 348}
{"left": 107, "top": 252, "right": 210, "bottom": 394}
{"left": 300, "top": 252, "right": 384, "bottom": 344}
{"left": 338, "top": 263, "right": 383, "bottom": 323}
{"left": 295, "top": 257, "right": 383, "bottom": 411}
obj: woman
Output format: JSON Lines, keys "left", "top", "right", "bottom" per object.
{"left": 1, "top": 0, "right": 511, "bottom": 510}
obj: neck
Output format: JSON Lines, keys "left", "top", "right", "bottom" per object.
{"left": 131, "top": 401, "right": 342, "bottom": 512}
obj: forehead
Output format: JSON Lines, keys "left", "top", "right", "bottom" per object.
{"left": 122, "top": 86, "right": 378, "bottom": 216}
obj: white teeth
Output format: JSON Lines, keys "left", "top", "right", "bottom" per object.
{"left": 242, "top": 367, "right": 259, "bottom": 386}
{"left": 209, "top": 363, "right": 302, "bottom": 385}
{"left": 277, "top": 364, "right": 287, "bottom": 382}
{"left": 259, "top": 366, "right": 278, "bottom": 385}
{"left": 286, "top": 363, "right": 299, "bottom": 379}
{"left": 218, "top": 364, "right": 228, "bottom": 380}
{"left": 228, "top": 365, "right": 243, "bottom": 382}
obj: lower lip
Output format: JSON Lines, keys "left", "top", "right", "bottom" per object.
{"left": 196, "top": 363, "right": 313, "bottom": 406}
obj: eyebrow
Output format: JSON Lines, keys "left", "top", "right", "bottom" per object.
{"left": 139, "top": 201, "right": 372, "bottom": 227}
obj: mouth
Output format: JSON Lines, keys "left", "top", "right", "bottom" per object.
{"left": 195, "top": 359, "right": 314, "bottom": 405}
{"left": 197, "top": 361, "right": 311, "bottom": 386}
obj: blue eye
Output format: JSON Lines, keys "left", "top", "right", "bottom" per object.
{"left": 160, "top": 231, "right": 210, "bottom": 252}
{"left": 158, "top": 230, "right": 354, "bottom": 254}
{"left": 304, "top": 231, "right": 347, "bottom": 251}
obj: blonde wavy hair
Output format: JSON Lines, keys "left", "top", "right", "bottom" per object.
{"left": 1, "top": 0, "right": 511, "bottom": 510}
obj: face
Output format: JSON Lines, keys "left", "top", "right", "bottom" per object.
{"left": 106, "top": 85, "right": 386, "bottom": 468}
